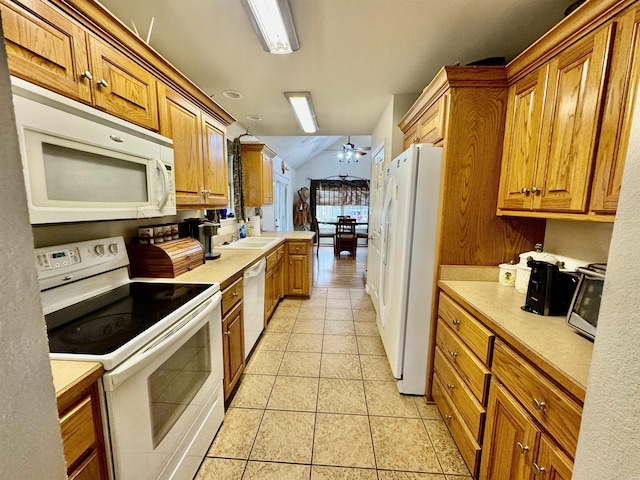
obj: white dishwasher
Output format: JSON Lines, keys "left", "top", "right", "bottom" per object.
{"left": 243, "top": 257, "right": 266, "bottom": 358}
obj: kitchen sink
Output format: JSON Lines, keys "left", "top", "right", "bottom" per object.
{"left": 215, "top": 237, "right": 281, "bottom": 250}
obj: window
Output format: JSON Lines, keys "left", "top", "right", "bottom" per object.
{"left": 310, "top": 179, "right": 369, "bottom": 224}
{"left": 316, "top": 205, "right": 368, "bottom": 223}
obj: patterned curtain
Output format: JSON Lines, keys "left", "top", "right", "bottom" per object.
{"left": 229, "top": 138, "right": 245, "bottom": 216}
{"left": 309, "top": 179, "right": 370, "bottom": 217}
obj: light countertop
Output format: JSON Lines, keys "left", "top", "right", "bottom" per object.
{"left": 50, "top": 360, "right": 103, "bottom": 412}
{"left": 140, "top": 231, "right": 315, "bottom": 286}
{"left": 438, "top": 280, "right": 593, "bottom": 402}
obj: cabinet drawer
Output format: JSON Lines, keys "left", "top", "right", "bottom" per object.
{"left": 60, "top": 395, "right": 96, "bottom": 470}
{"left": 433, "top": 373, "right": 481, "bottom": 477}
{"left": 222, "top": 277, "right": 243, "bottom": 316}
{"left": 434, "top": 346, "right": 485, "bottom": 442}
{"left": 287, "top": 241, "right": 308, "bottom": 255}
{"left": 439, "top": 292, "right": 494, "bottom": 365}
{"left": 492, "top": 340, "right": 582, "bottom": 457}
{"left": 436, "top": 320, "right": 491, "bottom": 404}
{"left": 266, "top": 249, "right": 279, "bottom": 271}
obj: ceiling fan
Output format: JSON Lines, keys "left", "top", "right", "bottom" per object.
{"left": 325, "top": 136, "right": 371, "bottom": 163}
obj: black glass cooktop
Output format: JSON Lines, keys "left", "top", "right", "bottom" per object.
{"left": 46, "top": 282, "right": 212, "bottom": 355}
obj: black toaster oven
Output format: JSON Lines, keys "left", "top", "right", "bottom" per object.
{"left": 567, "top": 263, "right": 606, "bottom": 340}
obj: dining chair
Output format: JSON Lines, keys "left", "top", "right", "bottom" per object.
{"left": 334, "top": 217, "right": 357, "bottom": 258}
{"left": 311, "top": 217, "right": 334, "bottom": 256}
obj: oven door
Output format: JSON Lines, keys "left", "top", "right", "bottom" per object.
{"left": 102, "top": 291, "right": 223, "bottom": 480}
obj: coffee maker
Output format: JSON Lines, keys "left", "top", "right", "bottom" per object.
{"left": 522, "top": 260, "right": 579, "bottom": 316}
{"left": 199, "top": 222, "right": 221, "bottom": 260}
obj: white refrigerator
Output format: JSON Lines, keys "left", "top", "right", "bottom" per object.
{"left": 378, "top": 143, "right": 443, "bottom": 395}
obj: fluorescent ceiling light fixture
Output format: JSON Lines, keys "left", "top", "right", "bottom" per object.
{"left": 242, "top": 0, "right": 299, "bottom": 54}
{"left": 284, "top": 92, "right": 318, "bottom": 133}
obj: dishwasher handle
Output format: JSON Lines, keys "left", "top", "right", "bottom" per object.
{"left": 244, "top": 257, "right": 266, "bottom": 279}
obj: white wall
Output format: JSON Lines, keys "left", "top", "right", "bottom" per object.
{"left": 543, "top": 219, "right": 613, "bottom": 270}
{"left": 0, "top": 31, "right": 67, "bottom": 479}
{"left": 573, "top": 83, "right": 640, "bottom": 479}
{"left": 371, "top": 93, "right": 419, "bottom": 166}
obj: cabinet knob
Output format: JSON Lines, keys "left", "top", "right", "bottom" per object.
{"left": 96, "top": 79, "right": 109, "bottom": 88}
{"left": 520, "top": 187, "right": 531, "bottom": 195}
{"left": 532, "top": 463, "right": 546, "bottom": 475}
{"left": 531, "top": 186, "right": 540, "bottom": 194}
{"left": 516, "top": 442, "right": 529, "bottom": 454}
{"left": 80, "top": 70, "right": 93, "bottom": 80}
{"left": 447, "top": 383, "right": 454, "bottom": 390}
{"left": 532, "top": 398, "right": 546, "bottom": 411}
{"left": 452, "top": 319, "right": 461, "bottom": 326}
{"left": 449, "top": 351, "right": 458, "bottom": 358}
{"left": 224, "top": 330, "right": 231, "bottom": 336}
{"left": 289, "top": 262, "right": 293, "bottom": 265}
{"left": 444, "top": 414, "right": 452, "bottom": 421}
{"left": 232, "top": 292, "right": 239, "bottom": 297}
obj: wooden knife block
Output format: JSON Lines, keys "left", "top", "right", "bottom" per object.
{"left": 127, "top": 238, "right": 204, "bottom": 278}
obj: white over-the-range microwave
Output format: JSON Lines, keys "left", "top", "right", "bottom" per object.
{"left": 11, "top": 77, "right": 176, "bottom": 224}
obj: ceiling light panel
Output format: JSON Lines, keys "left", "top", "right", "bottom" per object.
{"left": 284, "top": 92, "right": 318, "bottom": 133}
{"left": 242, "top": 0, "right": 299, "bottom": 54}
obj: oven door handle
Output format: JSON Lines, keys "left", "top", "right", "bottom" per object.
{"left": 103, "top": 291, "right": 222, "bottom": 391}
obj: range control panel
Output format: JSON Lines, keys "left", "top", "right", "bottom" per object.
{"left": 35, "top": 236, "right": 129, "bottom": 290}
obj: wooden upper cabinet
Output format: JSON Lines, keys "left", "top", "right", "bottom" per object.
{"left": 201, "top": 113, "right": 228, "bottom": 207}
{"left": 242, "top": 143, "right": 276, "bottom": 206}
{"left": 88, "top": 36, "right": 159, "bottom": 130}
{"left": 535, "top": 26, "right": 613, "bottom": 212}
{"left": 418, "top": 94, "right": 449, "bottom": 146}
{"left": 499, "top": 25, "right": 613, "bottom": 215}
{"left": 158, "top": 83, "right": 228, "bottom": 209}
{"left": 498, "top": 68, "right": 547, "bottom": 211}
{"left": 158, "top": 83, "right": 203, "bottom": 206}
{"left": 0, "top": 0, "right": 92, "bottom": 102}
{"left": 591, "top": 7, "right": 640, "bottom": 214}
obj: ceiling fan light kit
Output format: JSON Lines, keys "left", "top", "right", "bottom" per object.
{"left": 334, "top": 136, "right": 370, "bottom": 163}
{"left": 284, "top": 91, "right": 319, "bottom": 133}
{"left": 242, "top": 0, "right": 299, "bottom": 54}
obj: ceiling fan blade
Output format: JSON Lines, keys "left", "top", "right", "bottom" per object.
{"left": 357, "top": 146, "right": 372, "bottom": 151}
{"left": 355, "top": 151, "right": 368, "bottom": 156}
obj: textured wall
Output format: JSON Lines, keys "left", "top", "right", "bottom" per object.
{"left": 0, "top": 29, "right": 67, "bottom": 479}
{"left": 573, "top": 84, "right": 640, "bottom": 478}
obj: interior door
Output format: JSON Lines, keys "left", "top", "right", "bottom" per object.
{"left": 366, "top": 145, "right": 385, "bottom": 313}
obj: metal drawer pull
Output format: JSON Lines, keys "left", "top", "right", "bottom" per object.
{"left": 447, "top": 383, "right": 455, "bottom": 390}
{"left": 97, "top": 79, "right": 109, "bottom": 88}
{"left": 109, "top": 135, "right": 124, "bottom": 143}
{"left": 532, "top": 463, "right": 546, "bottom": 475}
{"left": 516, "top": 442, "right": 529, "bottom": 454}
{"left": 80, "top": 70, "right": 93, "bottom": 80}
{"left": 232, "top": 292, "right": 239, "bottom": 297}
{"left": 444, "top": 414, "right": 452, "bottom": 420}
{"left": 452, "top": 319, "right": 460, "bottom": 326}
{"left": 532, "top": 398, "right": 546, "bottom": 411}
{"left": 450, "top": 351, "right": 458, "bottom": 358}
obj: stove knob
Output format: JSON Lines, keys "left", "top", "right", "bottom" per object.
{"left": 108, "top": 243, "right": 119, "bottom": 255}
{"left": 94, "top": 244, "right": 106, "bottom": 256}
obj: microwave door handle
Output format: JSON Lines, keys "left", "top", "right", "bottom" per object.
{"left": 103, "top": 291, "right": 221, "bottom": 391}
{"left": 153, "top": 157, "right": 170, "bottom": 209}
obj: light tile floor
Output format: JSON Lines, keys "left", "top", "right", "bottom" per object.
{"left": 195, "top": 288, "right": 471, "bottom": 480}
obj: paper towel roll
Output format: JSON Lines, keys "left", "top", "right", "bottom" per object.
{"left": 249, "top": 216, "right": 261, "bottom": 236}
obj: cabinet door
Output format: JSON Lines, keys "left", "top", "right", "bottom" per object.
{"left": 264, "top": 267, "right": 275, "bottom": 322}
{"left": 241, "top": 146, "right": 264, "bottom": 207}
{"left": 1, "top": 0, "right": 92, "bottom": 103}
{"left": 479, "top": 382, "right": 541, "bottom": 480}
{"left": 201, "top": 113, "right": 228, "bottom": 207}
{"left": 88, "top": 36, "right": 159, "bottom": 130}
{"left": 287, "top": 254, "right": 308, "bottom": 296}
{"left": 418, "top": 94, "right": 449, "bottom": 146}
{"left": 534, "top": 26, "right": 613, "bottom": 212}
{"left": 262, "top": 155, "right": 273, "bottom": 204}
{"left": 497, "top": 68, "right": 547, "bottom": 211}
{"left": 158, "top": 84, "right": 204, "bottom": 207}
{"left": 274, "top": 261, "right": 284, "bottom": 303}
{"left": 403, "top": 122, "right": 419, "bottom": 150}
{"left": 223, "top": 303, "right": 245, "bottom": 398}
{"left": 591, "top": 8, "right": 640, "bottom": 214}
{"left": 532, "top": 435, "right": 574, "bottom": 480}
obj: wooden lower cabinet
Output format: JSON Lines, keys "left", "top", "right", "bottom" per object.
{"left": 59, "top": 378, "right": 109, "bottom": 480}
{"left": 265, "top": 245, "right": 284, "bottom": 323}
{"left": 222, "top": 302, "right": 244, "bottom": 399}
{"left": 221, "top": 275, "right": 245, "bottom": 399}
{"left": 285, "top": 240, "right": 312, "bottom": 296}
{"left": 534, "top": 434, "right": 574, "bottom": 480}
{"left": 480, "top": 381, "right": 541, "bottom": 480}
